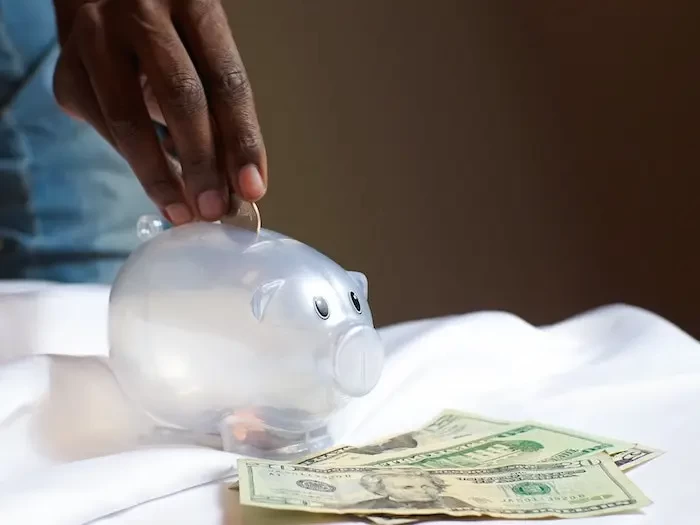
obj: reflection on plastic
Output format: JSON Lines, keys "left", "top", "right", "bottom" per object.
{"left": 135, "top": 215, "right": 165, "bottom": 242}
{"left": 108, "top": 220, "right": 385, "bottom": 459}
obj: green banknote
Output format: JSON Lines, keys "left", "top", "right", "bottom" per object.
{"left": 238, "top": 455, "right": 651, "bottom": 519}
{"left": 301, "top": 422, "right": 633, "bottom": 469}
{"left": 297, "top": 409, "right": 511, "bottom": 468}
{"left": 405, "top": 409, "right": 511, "bottom": 440}
{"left": 611, "top": 445, "right": 664, "bottom": 472}
{"left": 418, "top": 412, "right": 662, "bottom": 473}
{"left": 229, "top": 409, "right": 509, "bottom": 491}
{"left": 411, "top": 411, "right": 662, "bottom": 473}
{"left": 363, "top": 445, "right": 665, "bottom": 525}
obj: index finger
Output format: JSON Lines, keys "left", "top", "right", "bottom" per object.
{"left": 175, "top": 0, "right": 268, "bottom": 203}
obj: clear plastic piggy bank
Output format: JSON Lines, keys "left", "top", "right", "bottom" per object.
{"left": 108, "top": 220, "right": 385, "bottom": 459}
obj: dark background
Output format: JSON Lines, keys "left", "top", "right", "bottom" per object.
{"left": 224, "top": 1, "right": 699, "bottom": 335}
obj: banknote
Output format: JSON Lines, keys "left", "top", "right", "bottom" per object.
{"left": 611, "top": 445, "right": 664, "bottom": 471}
{"left": 295, "top": 409, "right": 510, "bottom": 468}
{"left": 227, "top": 409, "right": 508, "bottom": 492}
{"left": 417, "top": 414, "right": 662, "bottom": 473}
{"left": 411, "top": 411, "right": 660, "bottom": 472}
{"left": 364, "top": 445, "right": 663, "bottom": 525}
{"left": 301, "top": 422, "right": 634, "bottom": 469}
{"left": 403, "top": 409, "right": 511, "bottom": 441}
{"left": 416, "top": 412, "right": 662, "bottom": 473}
{"left": 365, "top": 410, "right": 661, "bottom": 473}
{"left": 238, "top": 454, "right": 651, "bottom": 519}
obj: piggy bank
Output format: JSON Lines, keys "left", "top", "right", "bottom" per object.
{"left": 108, "top": 221, "right": 385, "bottom": 459}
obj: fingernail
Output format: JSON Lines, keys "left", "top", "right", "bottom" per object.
{"left": 197, "top": 189, "right": 226, "bottom": 219}
{"left": 238, "top": 164, "right": 266, "bottom": 200}
{"left": 165, "top": 203, "right": 192, "bottom": 225}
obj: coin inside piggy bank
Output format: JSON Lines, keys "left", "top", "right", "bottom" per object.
{"left": 108, "top": 220, "right": 384, "bottom": 459}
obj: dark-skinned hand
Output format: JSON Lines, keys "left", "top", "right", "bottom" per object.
{"left": 52, "top": 0, "right": 267, "bottom": 225}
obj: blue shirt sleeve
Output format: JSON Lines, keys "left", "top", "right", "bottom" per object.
{"left": 0, "top": 0, "right": 158, "bottom": 284}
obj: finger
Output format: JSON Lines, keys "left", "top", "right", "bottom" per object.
{"left": 74, "top": 5, "right": 191, "bottom": 224}
{"left": 132, "top": 10, "right": 227, "bottom": 221}
{"left": 55, "top": 39, "right": 189, "bottom": 219}
{"left": 176, "top": 0, "right": 268, "bottom": 202}
{"left": 54, "top": 39, "right": 115, "bottom": 146}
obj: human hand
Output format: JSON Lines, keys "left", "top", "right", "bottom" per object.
{"left": 52, "top": 0, "right": 267, "bottom": 225}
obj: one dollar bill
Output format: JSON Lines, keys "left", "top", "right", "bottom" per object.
{"left": 238, "top": 454, "right": 651, "bottom": 519}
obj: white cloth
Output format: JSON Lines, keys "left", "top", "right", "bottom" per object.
{"left": 0, "top": 281, "right": 697, "bottom": 525}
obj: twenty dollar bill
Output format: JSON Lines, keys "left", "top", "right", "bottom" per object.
{"left": 298, "top": 409, "right": 511, "bottom": 466}
{"left": 301, "top": 422, "right": 633, "bottom": 469}
{"left": 238, "top": 455, "right": 651, "bottom": 519}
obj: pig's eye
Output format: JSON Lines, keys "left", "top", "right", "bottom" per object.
{"left": 314, "top": 296, "right": 330, "bottom": 320}
{"left": 349, "top": 291, "right": 362, "bottom": 313}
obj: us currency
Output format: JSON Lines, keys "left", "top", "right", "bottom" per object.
{"left": 300, "top": 421, "right": 634, "bottom": 469}
{"left": 229, "top": 409, "right": 509, "bottom": 491}
{"left": 364, "top": 445, "right": 664, "bottom": 525}
{"left": 303, "top": 410, "right": 511, "bottom": 466}
{"left": 407, "top": 410, "right": 662, "bottom": 472}
{"left": 413, "top": 411, "right": 662, "bottom": 473}
{"left": 238, "top": 454, "right": 651, "bottom": 519}
{"left": 610, "top": 445, "right": 664, "bottom": 471}
{"left": 386, "top": 409, "right": 662, "bottom": 472}
{"left": 229, "top": 410, "right": 661, "bottom": 493}
{"left": 398, "top": 409, "right": 511, "bottom": 441}
{"left": 363, "top": 444, "right": 664, "bottom": 525}
{"left": 220, "top": 194, "right": 261, "bottom": 233}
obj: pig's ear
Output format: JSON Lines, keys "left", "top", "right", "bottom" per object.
{"left": 251, "top": 279, "right": 285, "bottom": 321}
{"left": 348, "top": 271, "right": 369, "bottom": 300}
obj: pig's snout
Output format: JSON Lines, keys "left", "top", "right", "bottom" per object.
{"left": 331, "top": 326, "right": 384, "bottom": 397}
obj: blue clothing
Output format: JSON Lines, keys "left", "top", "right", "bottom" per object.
{"left": 0, "top": 0, "right": 157, "bottom": 283}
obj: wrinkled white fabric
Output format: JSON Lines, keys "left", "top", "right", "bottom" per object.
{"left": 0, "top": 281, "right": 696, "bottom": 525}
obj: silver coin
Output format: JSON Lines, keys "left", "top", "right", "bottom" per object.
{"left": 220, "top": 195, "right": 261, "bottom": 233}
